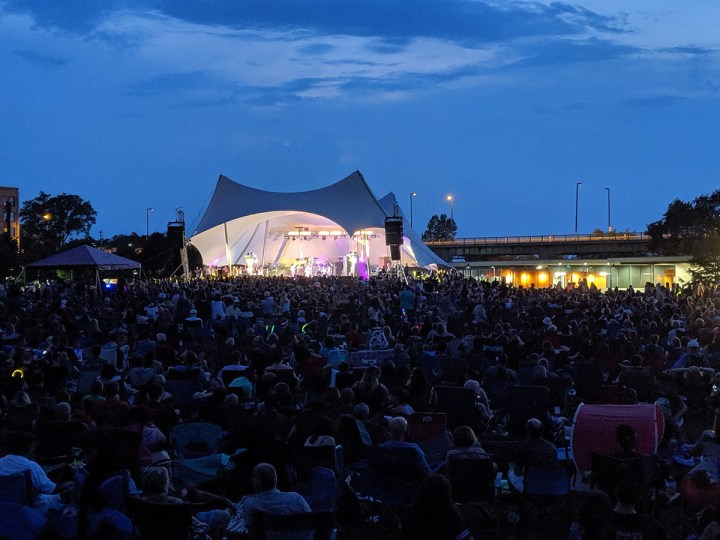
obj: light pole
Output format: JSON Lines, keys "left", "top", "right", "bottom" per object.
{"left": 146, "top": 207, "right": 154, "bottom": 238}
{"left": 446, "top": 194, "right": 454, "bottom": 220}
{"left": 605, "top": 187, "right": 611, "bottom": 232}
{"left": 410, "top": 192, "right": 417, "bottom": 228}
{"left": 574, "top": 182, "right": 582, "bottom": 234}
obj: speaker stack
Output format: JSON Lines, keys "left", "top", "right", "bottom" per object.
{"left": 385, "top": 216, "right": 403, "bottom": 261}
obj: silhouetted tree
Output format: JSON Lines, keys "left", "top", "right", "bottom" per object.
{"left": 422, "top": 213, "right": 457, "bottom": 241}
{"left": 20, "top": 192, "right": 97, "bottom": 260}
{"left": 648, "top": 190, "right": 720, "bottom": 285}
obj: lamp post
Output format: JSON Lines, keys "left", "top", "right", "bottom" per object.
{"left": 605, "top": 187, "right": 611, "bottom": 232}
{"left": 410, "top": 192, "right": 416, "bottom": 228}
{"left": 146, "top": 207, "right": 154, "bottom": 238}
{"left": 446, "top": 194, "right": 454, "bottom": 220}
{"left": 574, "top": 182, "right": 582, "bottom": 234}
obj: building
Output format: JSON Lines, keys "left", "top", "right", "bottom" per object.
{"left": 0, "top": 186, "right": 19, "bottom": 248}
{"left": 453, "top": 256, "right": 692, "bottom": 290}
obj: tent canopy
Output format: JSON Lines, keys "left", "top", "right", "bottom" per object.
{"left": 190, "top": 171, "right": 447, "bottom": 269}
{"left": 570, "top": 403, "right": 664, "bottom": 473}
{"left": 26, "top": 245, "right": 141, "bottom": 271}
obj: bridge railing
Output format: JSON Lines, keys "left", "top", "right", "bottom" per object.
{"left": 425, "top": 232, "right": 649, "bottom": 246}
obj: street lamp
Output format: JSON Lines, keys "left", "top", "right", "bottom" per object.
{"left": 146, "top": 207, "right": 154, "bottom": 238}
{"left": 574, "top": 182, "right": 582, "bottom": 234}
{"left": 605, "top": 187, "right": 611, "bottom": 232}
{"left": 446, "top": 194, "right": 454, "bottom": 220}
{"left": 410, "top": 192, "right": 417, "bottom": 228}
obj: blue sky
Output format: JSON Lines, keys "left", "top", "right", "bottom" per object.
{"left": 1, "top": 0, "right": 719, "bottom": 239}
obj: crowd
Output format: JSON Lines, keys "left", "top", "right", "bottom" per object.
{"left": 1, "top": 272, "right": 720, "bottom": 539}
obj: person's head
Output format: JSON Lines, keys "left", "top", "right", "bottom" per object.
{"left": 340, "top": 387, "right": 355, "bottom": 405}
{"left": 251, "top": 463, "right": 278, "bottom": 492}
{"left": 452, "top": 425, "right": 477, "bottom": 448}
{"left": 616, "top": 424, "right": 637, "bottom": 452}
{"left": 526, "top": 418, "right": 543, "bottom": 439}
{"left": 142, "top": 466, "right": 171, "bottom": 495}
{"left": 55, "top": 402, "right": 72, "bottom": 422}
{"left": 463, "top": 379, "right": 481, "bottom": 394}
{"left": 387, "top": 416, "right": 408, "bottom": 441}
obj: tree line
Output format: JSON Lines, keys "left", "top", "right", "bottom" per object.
{"left": 6, "top": 189, "right": 720, "bottom": 285}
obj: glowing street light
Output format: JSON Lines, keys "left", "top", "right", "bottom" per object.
{"left": 605, "top": 187, "right": 611, "bottom": 232}
{"left": 410, "top": 192, "right": 417, "bottom": 228}
{"left": 446, "top": 194, "right": 454, "bottom": 220}
{"left": 42, "top": 212, "right": 52, "bottom": 221}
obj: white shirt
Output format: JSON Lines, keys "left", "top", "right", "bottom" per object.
{"left": 0, "top": 454, "right": 56, "bottom": 495}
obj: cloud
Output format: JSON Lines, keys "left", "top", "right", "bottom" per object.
{"left": 621, "top": 95, "right": 686, "bottom": 108}
{"left": 15, "top": 49, "right": 67, "bottom": 66}
{"left": 0, "top": 0, "right": 709, "bottom": 109}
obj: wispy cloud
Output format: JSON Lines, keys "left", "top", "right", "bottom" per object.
{"left": 15, "top": 49, "right": 67, "bottom": 66}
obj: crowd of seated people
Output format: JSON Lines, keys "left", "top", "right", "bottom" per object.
{"left": 0, "top": 273, "right": 719, "bottom": 538}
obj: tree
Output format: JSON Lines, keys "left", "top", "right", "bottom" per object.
{"left": 101, "top": 231, "right": 201, "bottom": 277}
{"left": 648, "top": 189, "right": 720, "bottom": 285}
{"left": 0, "top": 236, "right": 19, "bottom": 278}
{"left": 422, "top": 213, "right": 457, "bottom": 241}
{"left": 20, "top": 192, "right": 97, "bottom": 259}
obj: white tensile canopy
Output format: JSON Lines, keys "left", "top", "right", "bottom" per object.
{"left": 190, "top": 171, "right": 446, "bottom": 273}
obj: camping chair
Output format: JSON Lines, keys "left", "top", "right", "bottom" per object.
{"left": 521, "top": 466, "right": 571, "bottom": 530}
{"left": 348, "top": 445, "right": 426, "bottom": 508}
{"left": 164, "top": 371, "right": 202, "bottom": 403}
{"left": 250, "top": 510, "right": 334, "bottom": 540}
{"left": 294, "top": 466, "right": 338, "bottom": 513}
{"left": 419, "top": 354, "right": 445, "bottom": 383}
{"left": 440, "top": 356, "right": 468, "bottom": 385}
{"left": 433, "top": 386, "right": 484, "bottom": 431}
{"left": 406, "top": 412, "right": 452, "bottom": 458}
{"left": 127, "top": 497, "right": 205, "bottom": 540}
{"left": 590, "top": 452, "right": 656, "bottom": 505}
{"left": 338, "top": 415, "right": 373, "bottom": 464}
{"left": 539, "top": 377, "right": 571, "bottom": 410}
{"left": 76, "top": 366, "right": 102, "bottom": 396}
{"left": 187, "top": 327, "right": 214, "bottom": 348}
{"left": 503, "top": 385, "right": 550, "bottom": 438}
{"left": 406, "top": 412, "right": 447, "bottom": 440}
{"left": 289, "top": 445, "right": 344, "bottom": 487}
{"left": 590, "top": 452, "right": 641, "bottom": 494}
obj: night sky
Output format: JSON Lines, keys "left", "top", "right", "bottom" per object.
{"left": 2, "top": 0, "right": 719, "bottom": 239}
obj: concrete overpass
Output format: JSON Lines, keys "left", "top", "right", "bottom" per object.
{"left": 425, "top": 232, "right": 651, "bottom": 261}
